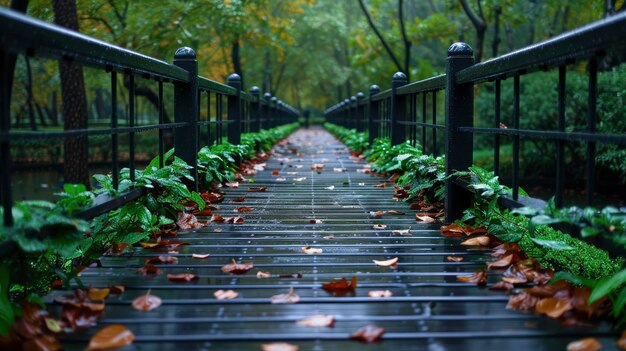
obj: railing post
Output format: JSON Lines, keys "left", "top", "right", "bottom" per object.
{"left": 0, "top": 48, "right": 13, "bottom": 226}
{"left": 350, "top": 96, "right": 357, "bottom": 129}
{"left": 270, "top": 96, "right": 277, "bottom": 128}
{"left": 277, "top": 100, "right": 284, "bottom": 126}
{"left": 342, "top": 99, "right": 350, "bottom": 128}
{"left": 227, "top": 73, "right": 242, "bottom": 144}
{"left": 390, "top": 72, "right": 408, "bottom": 146}
{"left": 173, "top": 47, "right": 198, "bottom": 191}
{"left": 368, "top": 85, "right": 380, "bottom": 145}
{"left": 355, "top": 92, "right": 365, "bottom": 131}
{"left": 445, "top": 42, "right": 474, "bottom": 222}
{"left": 250, "top": 86, "right": 260, "bottom": 133}
{"left": 263, "top": 92, "right": 271, "bottom": 130}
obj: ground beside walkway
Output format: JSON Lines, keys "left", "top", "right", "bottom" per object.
{"left": 51, "top": 128, "right": 612, "bottom": 350}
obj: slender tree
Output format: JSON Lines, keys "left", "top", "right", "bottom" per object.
{"left": 458, "top": 0, "right": 487, "bottom": 62}
{"left": 53, "top": 0, "right": 90, "bottom": 186}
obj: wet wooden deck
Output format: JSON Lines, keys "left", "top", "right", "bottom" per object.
{"left": 49, "top": 128, "right": 615, "bottom": 350}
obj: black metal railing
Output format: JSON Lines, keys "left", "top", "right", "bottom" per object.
{"left": 0, "top": 8, "right": 299, "bottom": 226}
{"left": 325, "top": 11, "right": 626, "bottom": 222}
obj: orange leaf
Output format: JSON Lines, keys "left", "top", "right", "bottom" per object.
{"left": 271, "top": 287, "right": 300, "bottom": 304}
{"left": 487, "top": 254, "right": 514, "bottom": 270}
{"left": 234, "top": 206, "right": 254, "bottom": 213}
{"left": 372, "top": 257, "right": 398, "bottom": 267}
{"left": 461, "top": 235, "right": 491, "bottom": 246}
{"left": 262, "top": 343, "right": 299, "bottom": 351}
{"left": 296, "top": 314, "right": 334, "bottom": 327}
{"left": 211, "top": 214, "right": 224, "bottom": 222}
{"left": 166, "top": 273, "right": 198, "bottom": 282}
{"left": 385, "top": 210, "right": 405, "bottom": 215}
{"left": 272, "top": 171, "right": 280, "bottom": 175}
{"left": 535, "top": 297, "right": 573, "bottom": 318}
{"left": 490, "top": 281, "right": 514, "bottom": 291}
{"left": 131, "top": 289, "right": 162, "bottom": 312}
{"left": 192, "top": 253, "right": 210, "bottom": 259}
{"left": 368, "top": 290, "right": 393, "bottom": 298}
{"left": 350, "top": 325, "right": 385, "bottom": 343}
{"left": 86, "top": 325, "right": 135, "bottom": 351}
{"left": 221, "top": 259, "right": 254, "bottom": 274}
{"left": 374, "top": 182, "right": 387, "bottom": 188}
{"left": 213, "top": 289, "right": 239, "bottom": 300}
{"left": 566, "top": 337, "right": 602, "bottom": 351}
{"left": 321, "top": 277, "right": 357, "bottom": 295}
{"left": 446, "top": 256, "right": 464, "bottom": 262}
{"left": 248, "top": 186, "right": 268, "bottom": 192}
{"left": 456, "top": 269, "right": 487, "bottom": 285}
{"left": 87, "top": 288, "right": 110, "bottom": 301}
{"left": 311, "top": 164, "right": 325, "bottom": 170}
{"left": 301, "top": 246, "right": 323, "bottom": 254}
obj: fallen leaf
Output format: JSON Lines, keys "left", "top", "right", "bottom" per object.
{"left": 296, "top": 314, "right": 334, "bottom": 327}
{"left": 333, "top": 168, "right": 346, "bottom": 172}
{"left": 225, "top": 181, "right": 239, "bottom": 188}
{"left": 200, "top": 191, "right": 224, "bottom": 203}
{"left": 325, "top": 185, "right": 335, "bottom": 190}
{"left": 221, "top": 259, "right": 254, "bottom": 275}
{"left": 213, "top": 228, "right": 223, "bottom": 232}
{"left": 137, "top": 264, "right": 162, "bottom": 276}
{"left": 310, "top": 219, "right": 323, "bottom": 224}
{"left": 507, "top": 292, "right": 539, "bottom": 311}
{"left": 350, "top": 325, "right": 385, "bottom": 343}
{"left": 446, "top": 256, "right": 464, "bottom": 262}
{"left": 166, "top": 273, "right": 198, "bottom": 282}
{"left": 214, "top": 289, "right": 239, "bottom": 300}
{"left": 490, "top": 281, "right": 514, "bottom": 291}
{"left": 321, "top": 277, "right": 357, "bottom": 295}
{"left": 272, "top": 171, "right": 280, "bottom": 175}
{"left": 176, "top": 212, "right": 205, "bottom": 229}
{"left": 311, "top": 164, "right": 325, "bottom": 170}
{"left": 131, "top": 289, "right": 162, "bottom": 312}
{"left": 192, "top": 253, "right": 210, "bottom": 259}
{"left": 248, "top": 186, "right": 268, "bottom": 192}
{"left": 461, "top": 236, "right": 491, "bottom": 246}
{"left": 87, "top": 288, "right": 110, "bottom": 301}
{"left": 369, "top": 211, "right": 385, "bottom": 218}
{"left": 256, "top": 271, "right": 271, "bottom": 278}
{"left": 234, "top": 206, "right": 254, "bottom": 213}
{"left": 502, "top": 264, "right": 529, "bottom": 284}
{"left": 276, "top": 177, "right": 287, "bottom": 181}
{"left": 487, "top": 254, "right": 514, "bottom": 270}
{"left": 295, "top": 165, "right": 303, "bottom": 169}
{"left": 440, "top": 223, "right": 487, "bottom": 237}
{"left": 456, "top": 269, "right": 487, "bottom": 285}
{"left": 535, "top": 297, "right": 573, "bottom": 318}
{"left": 231, "top": 196, "right": 247, "bottom": 203}
{"left": 271, "top": 287, "right": 300, "bottom": 304}
{"left": 211, "top": 214, "right": 224, "bottom": 222}
{"left": 617, "top": 331, "right": 626, "bottom": 350}
{"left": 225, "top": 216, "right": 244, "bottom": 224}
{"left": 392, "top": 229, "right": 411, "bottom": 236}
{"left": 262, "top": 342, "right": 299, "bottom": 351}
{"left": 44, "top": 317, "right": 62, "bottom": 333}
{"left": 109, "top": 285, "right": 126, "bottom": 294}
{"left": 373, "top": 224, "right": 387, "bottom": 230}
{"left": 374, "top": 183, "right": 387, "bottom": 188}
{"left": 416, "top": 215, "right": 435, "bottom": 223}
{"left": 566, "top": 337, "right": 602, "bottom": 351}
{"left": 385, "top": 210, "right": 405, "bottom": 215}
{"left": 86, "top": 325, "right": 135, "bottom": 351}
{"left": 146, "top": 255, "right": 179, "bottom": 265}
{"left": 294, "top": 177, "right": 307, "bottom": 181}
{"left": 373, "top": 257, "right": 398, "bottom": 267}
{"left": 301, "top": 246, "right": 323, "bottom": 254}
{"left": 323, "top": 235, "right": 335, "bottom": 240}
{"left": 368, "top": 290, "right": 393, "bottom": 298}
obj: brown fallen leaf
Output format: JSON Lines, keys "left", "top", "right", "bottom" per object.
{"left": 617, "top": 331, "right": 626, "bottom": 350}
{"left": 385, "top": 210, "right": 405, "bottom": 215}
{"left": 323, "top": 235, "right": 335, "bottom": 240}
{"left": 146, "top": 255, "right": 179, "bottom": 265}
{"left": 87, "top": 288, "right": 110, "bottom": 301}
{"left": 271, "top": 287, "right": 300, "bottom": 304}
{"left": 213, "top": 228, "right": 223, "bottom": 232}
{"left": 234, "top": 206, "right": 254, "bottom": 213}
{"left": 131, "top": 289, "right": 162, "bottom": 312}
{"left": 374, "top": 183, "right": 387, "bottom": 188}
{"left": 225, "top": 216, "right": 244, "bottom": 224}
{"left": 461, "top": 236, "right": 491, "bottom": 246}
{"left": 392, "top": 229, "right": 411, "bottom": 236}
{"left": 176, "top": 212, "right": 205, "bottom": 230}
{"left": 373, "top": 224, "right": 387, "bottom": 230}
{"left": 333, "top": 168, "right": 346, "bottom": 172}
{"left": 248, "top": 186, "right": 268, "bottom": 192}
{"left": 507, "top": 292, "right": 539, "bottom": 311}
{"left": 535, "top": 297, "right": 573, "bottom": 318}
{"left": 86, "top": 324, "right": 135, "bottom": 351}
{"left": 192, "top": 253, "right": 210, "bottom": 259}
{"left": 214, "top": 289, "right": 239, "bottom": 300}
{"left": 166, "top": 273, "right": 198, "bottom": 282}
{"left": 490, "top": 281, "right": 514, "bottom": 291}
{"left": 368, "top": 290, "right": 393, "bottom": 298}
{"left": 221, "top": 258, "right": 254, "bottom": 275}
{"left": 566, "top": 337, "right": 602, "bottom": 351}
{"left": 137, "top": 264, "right": 162, "bottom": 276}
{"left": 311, "top": 164, "right": 325, "bottom": 170}
{"left": 231, "top": 195, "right": 247, "bottom": 203}
{"left": 296, "top": 314, "right": 334, "bottom": 327}
{"left": 350, "top": 325, "right": 385, "bottom": 343}
{"left": 224, "top": 181, "right": 239, "bottom": 188}
{"left": 310, "top": 219, "right": 323, "bottom": 224}
{"left": 201, "top": 191, "right": 224, "bottom": 203}
{"left": 416, "top": 215, "right": 435, "bottom": 223}
{"left": 109, "top": 285, "right": 126, "bottom": 294}
{"left": 256, "top": 271, "right": 271, "bottom": 278}
{"left": 446, "top": 256, "right": 464, "bottom": 262}
{"left": 456, "top": 269, "right": 487, "bottom": 285}
{"left": 372, "top": 257, "right": 399, "bottom": 267}
{"left": 211, "top": 214, "right": 224, "bottom": 222}
{"left": 487, "top": 254, "right": 514, "bottom": 270}
{"left": 321, "top": 277, "right": 357, "bottom": 295}
{"left": 272, "top": 171, "right": 280, "bottom": 175}
{"left": 301, "top": 246, "right": 323, "bottom": 254}
{"left": 262, "top": 342, "right": 299, "bottom": 351}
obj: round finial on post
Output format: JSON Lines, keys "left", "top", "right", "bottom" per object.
{"left": 271, "top": 96, "right": 278, "bottom": 103}
{"left": 447, "top": 42, "right": 473, "bottom": 57}
{"left": 227, "top": 73, "right": 241, "bottom": 84}
{"left": 277, "top": 100, "right": 283, "bottom": 105}
{"left": 392, "top": 72, "right": 407, "bottom": 84}
{"left": 350, "top": 96, "right": 357, "bottom": 103}
{"left": 174, "top": 47, "right": 196, "bottom": 59}
{"left": 356, "top": 92, "right": 365, "bottom": 100}
{"left": 370, "top": 84, "right": 380, "bottom": 95}
{"left": 250, "top": 86, "right": 260, "bottom": 96}
{"left": 343, "top": 98, "right": 350, "bottom": 104}
{"left": 263, "top": 92, "right": 271, "bottom": 101}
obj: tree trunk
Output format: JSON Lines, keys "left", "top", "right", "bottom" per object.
{"left": 231, "top": 38, "right": 244, "bottom": 89}
{"left": 53, "top": 0, "right": 90, "bottom": 186}
{"left": 492, "top": 5, "right": 501, "bottom": 57}
{"left": 458, "top": 0, "right": 487, "bottom": 62}
{"left": 2, "top": 0, "right": 29, "bottom": 124}
{"left": 398, "top": 0, "right": 412, "bottom": 80}
{"left": 504, "top": 22, "right": 515, "bottom": 52}
{"left": 358, "top": 0, "right": 404, "bottom": 73}
{"left": 24, "top": 56, "right": 37, "bottom": 131}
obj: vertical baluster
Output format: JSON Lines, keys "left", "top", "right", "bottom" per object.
{"left": 217, "top": 94, "right": 223, "bottom": 144}
{"left": 494, "top": 79, "right": 501, "bottom": 176}
{"left": 158, "top": 80, "right": 164, "bottom": 168}
{"left": 422, "top": 92, "right": 427, "bottom": 149}
{"left": 432, "top": 91, "right": 437, "bottom": 156}
{"left": 390, "top": 72, "right": 407, "bottom": 146}
{"left": 512, "top": 74, "right": 520, "bottom": 200}
{"left": 556, "top": 65, "right": 566, "bottom": 207}
{"left": 207, "top": 91, "right": 211, "bottom": 146}
{"left": 111, "top": 71, "right": 119, "bottom": 190}
{"left": 368, "top": 85, "right": 380, "bottom": 145}
{"left": 586, "top": 58, "right": 597, "bottom": 206}
{"left": 128, "top": 74, "right": 135, "bottom": 182}
{"left": 0, "top": 48, "right": 13, "bottom": 226}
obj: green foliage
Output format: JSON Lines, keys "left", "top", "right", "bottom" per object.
{"left": 323, "top": 123, "right": 368, "bottom": 153}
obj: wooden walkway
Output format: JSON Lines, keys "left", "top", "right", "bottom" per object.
{"left": 51, "top": 128, "right": 614, "bottom": 350}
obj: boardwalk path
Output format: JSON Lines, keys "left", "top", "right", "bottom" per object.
{"left": 56, "top": 128, "right": 606, "bottom": 350}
